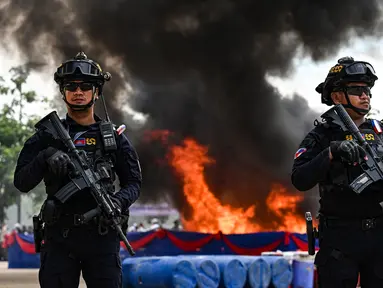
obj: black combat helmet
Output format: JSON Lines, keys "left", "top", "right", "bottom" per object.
{"left": 54, "top": 52, "right": 111, "bottom": 111}
{"left": 316, "top": 56, "right": 377, "bottom": 114}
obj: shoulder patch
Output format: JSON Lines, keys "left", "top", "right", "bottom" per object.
{"left": 371, "top": 119, "right": 382, "bottom": 134}
{"left": 116, "top": 124, "right": 126, "bottom": 135}
{"left": 294, "top": 148, "right": 307, "bottom": 160}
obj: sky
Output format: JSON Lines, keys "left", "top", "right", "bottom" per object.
{"left": 0, "top": 48, "right": 55, "bottom": 118}
{"left": 1, "top": 37, "right": 383, "bottom": 121}
{"left": 268, "top": 37, "right": 383, "bottom": 118}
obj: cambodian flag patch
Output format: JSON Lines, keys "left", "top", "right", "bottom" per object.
{"left": 74, "top": 138, "right": 86, "bottom": 147}
{"left": 294, "top": 148, "right": 307, "bottom": 159}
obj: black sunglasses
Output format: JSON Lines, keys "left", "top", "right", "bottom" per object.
{"left": 63, "top": 82, "right": 95, "bottom": 92}
{"left": 344, "top": 86, "right": 371, "bottom": 97}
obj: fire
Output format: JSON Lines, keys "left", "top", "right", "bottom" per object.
{"left": 169, "top": 138, "right": 261, "bottom": 234}
{"left": 146, "top": 130, "right": 307, "bottom": 234}
{"left": 266, "top": 184, "right": 306, "bottom": 233}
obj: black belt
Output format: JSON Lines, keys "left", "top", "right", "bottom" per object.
{"left": 322, "top": 216, "right": 383, "bottom": 231}
{"left": 57, "top": 214, "right": 98, "bottom": 227}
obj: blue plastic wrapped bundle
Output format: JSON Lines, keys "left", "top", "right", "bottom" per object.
{"left": 263, "top": 256, "right": 293, "bottom": 288}
{"left": 292, "top": 260, "right": 314, "bottom": 288}
{"left": 204, "top": 256, "right": 247, "bottom": 288}
{"left": 122, "top": 256, "right": 198, "bottom": 288}
{"left": 240, "top": 257, "right": 271, "bottom": 288}
{"left": 122, "top": 257, "right": 159, "bottom": 287}
{"left": 186, "top": 256, "right": 221, "bottom": 288}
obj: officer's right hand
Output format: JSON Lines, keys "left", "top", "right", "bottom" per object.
{"left": 330, "top": 140, "right": 367, "bottom": 164}
{"left": 44, "top": 147, "right": 73, "bottom": 177}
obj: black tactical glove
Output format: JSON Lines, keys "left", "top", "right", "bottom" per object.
{"left": 98, "top": 195, "right": 124, "bottom": 233}
{"left": 330, "top": 140, "right": 367, "bottom": 164}
{"left": 44, "top": 147, "right": 73, "bottom": 177}
{"left": 110, "top": 194, "right": 122, "bottom": 215}
{"left": 109, "top": 196, "right": 130, "bottom": 234}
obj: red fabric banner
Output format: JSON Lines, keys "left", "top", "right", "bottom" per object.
{"left": 167, "top": 230, "right": 216, "bottom": 252}
{"left": 5, "top": 229, "right": 315, "bottom": 255}
{"left": 15, "top": 233, "right": 35, "bottom": 254}
{"left": 221, "top": 234, "right": 283, "bottom": 255}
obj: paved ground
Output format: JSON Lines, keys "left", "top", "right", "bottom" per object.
{"left": 0, "top": 262, "right": 86, "bottom": 288}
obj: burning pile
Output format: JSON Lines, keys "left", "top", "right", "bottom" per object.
{"left": 146, "top": 130, "right": 306, "bottom": 234}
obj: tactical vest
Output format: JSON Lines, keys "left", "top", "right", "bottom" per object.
{"left": 70, "top": 126, "right": 117, "bottom": 192}
{"left": 44, "top": 121, "right": 117, "bottom": 198}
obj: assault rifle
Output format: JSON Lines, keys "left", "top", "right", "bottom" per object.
{"left": 35, "top": 111, "right": 135, "bottom": 256}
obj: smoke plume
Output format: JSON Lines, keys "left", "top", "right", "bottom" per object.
{"left": 1, "top": 0, "right": 382, "bottom": 224}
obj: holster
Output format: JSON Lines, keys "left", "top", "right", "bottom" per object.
{"left": 32, "top": 215, "right": 43, "bottom": 253}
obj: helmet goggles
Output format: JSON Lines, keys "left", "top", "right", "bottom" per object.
{"left": 57, "top": 60, "right": 101, "bottom": 78}
{"left": 343, "top": 61, "right": 376, "bottom": 78}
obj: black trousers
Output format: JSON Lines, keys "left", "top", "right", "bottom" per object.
{"left": 315, "top": 220, "right": 383, "bottom": 288}
{"left": 39, "top": 224, "right": 122, "bottom": 288}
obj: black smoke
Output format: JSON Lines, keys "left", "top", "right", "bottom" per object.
{"left": 1, "top": 0, "right": 382, "bottom": 226}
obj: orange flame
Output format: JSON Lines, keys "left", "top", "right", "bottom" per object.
{"left": 266, "top": 184, "right": 306, "bottom": 233}
{"left": 147, "top": 130, "right": 306, "bottom": 234}
{"left": 170, "top": 138, "right": 261, "bottom": 234}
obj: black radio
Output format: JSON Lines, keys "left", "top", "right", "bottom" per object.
{"left": 100, "top": 121, "right": 117, "bottom": 152}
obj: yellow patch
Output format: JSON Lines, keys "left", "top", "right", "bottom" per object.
{"left": 329, "top": 65, "right": 343, "bottom": 73}
{"left": 86, "top": 138, "right": 96, "bottom": 145}
{"left": 345, "top": 133, "right": 374, "bottom": 141}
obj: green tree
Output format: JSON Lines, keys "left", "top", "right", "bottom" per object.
{"left": 0, "top": 65, "right": 47, "bottom": 226}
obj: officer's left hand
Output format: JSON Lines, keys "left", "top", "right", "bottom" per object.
{"left": 110, "top": 195, "right": 122, "bottom": 216}
{"left": 98, "top": 196, "right": 123, "bottom": 228}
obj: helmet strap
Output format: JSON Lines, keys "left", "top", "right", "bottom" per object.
{"left": 342, "top": 91, "right": 370, "bottom": 116}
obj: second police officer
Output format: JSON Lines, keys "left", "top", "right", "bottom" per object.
{"left": 292, "top": 57, "right": 383, "bottom": 287}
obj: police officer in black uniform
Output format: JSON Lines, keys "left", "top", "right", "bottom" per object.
{"left": 13, "top": 52, "right": 142, "bottom": 288}
{"left": 292, "top": 57, "right": 383, "bottom": 287}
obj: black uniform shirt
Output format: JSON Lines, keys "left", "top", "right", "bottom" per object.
{"left": 14, "top": 114, "right": 142, "bottom": 214}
